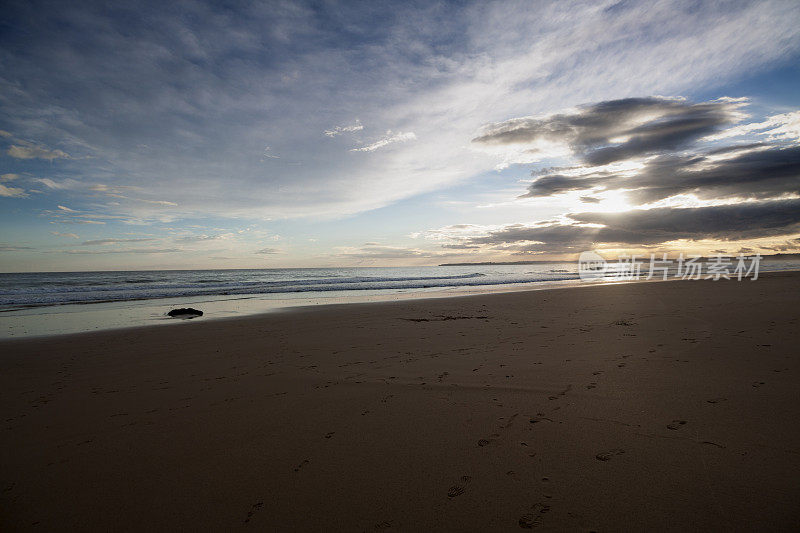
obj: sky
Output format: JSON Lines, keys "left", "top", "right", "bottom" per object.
{"left": 1, "top": 0, "right": 799, "bottom": 272}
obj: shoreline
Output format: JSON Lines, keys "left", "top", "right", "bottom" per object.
{"left": 0, "top": 276, "right": 617, "bottom": 340}
{"left": 3, "top": 269, "right": 795, "bottom": 341}
{"left": 2, "top": 271, "right": 799, "bottom": 529}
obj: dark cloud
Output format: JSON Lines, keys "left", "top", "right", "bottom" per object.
{"left": 473, "top": 97, "right": 743, "bottom": 164}
{"left": 522, "top": 145, "right": 800, "bottom": 204}
{"left": 466, "top": 199, "right": 800, "bottom": 251}
{"left": 523, "top": 172, "right": 612, "bottom": 197}
{"left": 569, "top": 199, "right": 800, "bottom": 240}
{"left": 579, "top": 196, "right": 601, "bottom": 203}
{"left": 759, "top": 238, "right": 800, "bottom": 252}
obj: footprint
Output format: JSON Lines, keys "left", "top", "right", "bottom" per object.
{"left": 477, "top": 439, "right": 490, "bottom": 447}
{"left": 518, "top": 503, "right": 550, "bottom": 528}
{"left": 595, "top": 449, "right": 625, "bottom": 461}
{"left": 667, "top": 420, "right": 687, "bottom": 430}
{"left": 243, "top": 501, "right": 264, "bottom": 524}
{"left": 707, "top": 398, "right": 727, "bottom": 404}
{"left": 324, "top": 432, "right": 335, "bottom": 439}
{"left": 293, "top": 459, "right": 310, "bottom": 472}
{"left": 447, "top": 475, "right": 472, "bottom": 498}
{"left": 752, "top": 381, "right": 765, "bottom": 388}
{"left": 586, "top": 382, "right": 597, "bottom": 389}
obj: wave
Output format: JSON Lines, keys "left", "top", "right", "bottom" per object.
{"left": 0, "top": 271, "right": 576, "bottom": 309}
{"left": 0, "top": 272, "right": 489, "bottom": 295}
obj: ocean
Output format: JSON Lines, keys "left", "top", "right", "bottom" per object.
{"left": 0, "top": 264, "right": 583, "bottom": 311}
{"left": 1, "top": 259, "right": 798, "bottom": 338}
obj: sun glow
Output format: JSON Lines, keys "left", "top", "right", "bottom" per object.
{"left": 575, "top": 190, "right": 633, "bottom": 212}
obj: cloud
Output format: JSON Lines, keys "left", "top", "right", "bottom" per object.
{"left": 64, "top": 219, "right": 106, "bottom": 225}
{"left": 569, "top": 199, "right": 800, "bottom": 241}
{"left": 61, "top": 248, "right": 180, "bottom": 254}
{"left": 1, "top": 0, "right": 799, "bottom": 224}
{"left": 140, "top": 199, "right": 178, "bottom": 206}
{"left": 324, "top": 120, "right": 363, "bottom": 137}
{"left": 351, "top": 131, "right": 417, "bottom": 152}
{"left": 522, "top": 144, "right": 800, "bottom": 204}
{"left": 34, "top": 181, "right": 178, "bottom": 211}
{"left": 463, "top": 199, "right": 800, "bottom": 251}
{"left": 0, "top": 244, "right": 34, "bottom": 252}
{"left": 57, "top": 205, "right": 77, "bottom": 212}
{"left": 473, "top": 97, "right": 746, "bottom": 165}
{"left": 81, "top": 238, "right": 155, "bottom": 245}
{"left": 0, "top": 130, "right": 12, "bottom": 138}
{"left": 3, "top": 0, "right": 800, "bottom": 272}
{"left": 33, "top": 178, "right": 80, "bottom": 190}
{"left": 1, "top": 174, "right": 19, "bottom": 182}
{"left": 7, "top": 144, "right": 71, "bottom": 160}
{"left": 338, "top": 243, "right": 457, "bottom": 259}
{"left": 261, "top": 146, "right": 280, "bottom": 159}
{"left": 255, "top": 247, "right": 280, "bottom": 254}
{"left": 440, "top": 243, "right": 481, "bottom": 250}
{"left": 0, "top": 184, "right": 28, "bottom": 198}
{"left": 50, "top": 231, "right": 79, "bottom": 239}
{"left": 760, "top": 238, "right": 800, "bottom": 252}
{"left": 705, "top": 110, "right": 800, "bottom": 142}
{"left": 175, "top": 234, "right": 231, "bottom": 243}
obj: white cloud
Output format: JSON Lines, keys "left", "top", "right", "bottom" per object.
{"left": 261, "top": 146, "right": 280, "bottom": 159}
{"left": 57, "top": 205, "right": 77, "bottom": 212}
{"left": 0, "top": 184, "right": 28, "bottom": 198}
{"left": 350, "top": 131, "right": 417, "bottom": 152}
{"left": 34, "top": 178, "right": 80, "bottom": 190}
{"left": 704, "top": 111, "right": 800, "bottom": 142}
{"left": 175, "top": 234, "right": 231, "bottom": 243}
{"left": 50, "top": 231, "right": 80, "bottom": 239}
{"left": 62, "top": 247, "right": 180, "bottom": 254}
{"left": 7, "top": 144, "right": 71, "bottom": 160}
{"left": 335, "top": 243, "right": 457, "bottom": 259}
{"left": 0, "top": 244, "right": 34, "bottom": 251}
{"left": 324, "top": 119, "right": 363, "bottom": 137}
{"left": 81, "top": 238, "right": 155, "bottom": 245}
{"left": 1, "top": 173, "right": 19, "bottom": 182}
{"left": 140, "top": 199, "right": 178, "bottom": 206}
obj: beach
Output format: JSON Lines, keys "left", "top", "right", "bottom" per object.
{"left": 1, "top": 272, "right": 799, "bottom": 531}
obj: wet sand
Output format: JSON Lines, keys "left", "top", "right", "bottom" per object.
{"left": 1, "top": 272, "right": 799, "bottom": 531}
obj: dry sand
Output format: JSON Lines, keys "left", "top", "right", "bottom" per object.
{"left": 1, "top": 273, "right": 799, "bottom": 531}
